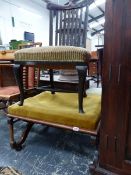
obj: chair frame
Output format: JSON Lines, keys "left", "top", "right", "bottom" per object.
{"left": 7, "top": 113, "right": 100, "bottom": 150}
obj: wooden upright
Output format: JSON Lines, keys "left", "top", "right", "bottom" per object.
{"left": 94, "top": 0, "right": 131, "bottom": 174}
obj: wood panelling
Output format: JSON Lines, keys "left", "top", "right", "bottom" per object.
{"left": 94, "top": 0, "right": 131, "bottom": 174}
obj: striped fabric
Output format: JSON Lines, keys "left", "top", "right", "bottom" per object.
{"left": 14, "top": 46, "right": 91, "bottom": 62}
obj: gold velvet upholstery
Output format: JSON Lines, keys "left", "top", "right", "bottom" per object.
{"left": 8, "top": 92, "right": 101, "bottom": 131}
{"left": 14, "top": 46, "right": 91, "bottom": 62}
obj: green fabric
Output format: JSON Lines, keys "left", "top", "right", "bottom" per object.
{"left": 14, "top": 46, "right": 91, "bottom": 62}
{"left": 8, "top": 92, "right": 101, "bottom": 131}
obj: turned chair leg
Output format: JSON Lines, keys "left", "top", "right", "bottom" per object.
{"left": 49, "top": 69, "right": 55, "bottom": 94}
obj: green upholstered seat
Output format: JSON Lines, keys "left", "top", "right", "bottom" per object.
{"left": 14, "top": 46, "right": 91, "bottom": 62}
{"left": 8, "top": 92, "right": 101, "bottom": 131}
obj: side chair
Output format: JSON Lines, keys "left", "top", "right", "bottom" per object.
{"left": 7, "top": 0, "right": 101, "bottom": 151}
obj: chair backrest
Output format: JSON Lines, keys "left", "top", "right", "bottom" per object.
{"left": 47, "top": 0, "right": 93, "bottom": 48}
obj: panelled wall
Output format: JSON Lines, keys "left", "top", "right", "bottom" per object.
{"left": 95, "top": 0, "right": 131, "bottom": 174}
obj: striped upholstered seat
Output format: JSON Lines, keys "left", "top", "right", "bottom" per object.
{"left": 14, "top": 46, "right": 91, "bottom": 62}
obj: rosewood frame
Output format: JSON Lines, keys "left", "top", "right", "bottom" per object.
{"left": 7, "top": 113, "right": 100, "bottom": 150}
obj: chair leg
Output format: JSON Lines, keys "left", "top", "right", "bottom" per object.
{"left": 49, "top": 69, "right": 55, "bottom": 94}
{"left": 83, "top": 90, "right": 87, "bottom": 97}
{"left": 13, "top": 64, "right": 24, "bottom": 106}
{"left": 76, "top": 66, "right": 87, "bottom": 113}
{"left": 8, "top": 118, "right": 33, "bottom": 150}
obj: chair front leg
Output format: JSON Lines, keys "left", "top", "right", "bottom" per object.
{"left": 76, "top": 66, "right": 87, "bottom": 113}
{"left": 49, "top": 69, "right": 55, "bottom": 94}
{"left": 13, "top": 64, "right": 24, "bottom": 106}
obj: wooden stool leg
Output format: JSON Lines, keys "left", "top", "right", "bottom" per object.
{"left": 13, "top": 64, "right": 24, "bottom": 106}
{"left": 49, "top": 69, "right": 55, "bottom": 94}
{"left": 76, "top": 66, "right": 87, "bottom": 113}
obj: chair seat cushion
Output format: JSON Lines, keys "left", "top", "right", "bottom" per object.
{"left": 14, "top": 46, "right": 91, "bottom": 62}
{"left": 8, "top": 92, "right": 101, "bottom": 131}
